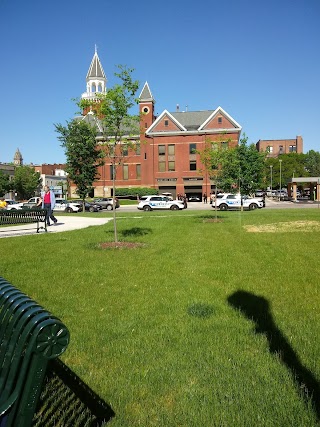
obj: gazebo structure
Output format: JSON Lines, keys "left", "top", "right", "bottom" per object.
{"left": 288, "top": 177, "right": 320, "bottom": 202}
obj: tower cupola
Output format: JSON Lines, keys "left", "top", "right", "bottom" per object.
{"left": 81, "top": 46, "right": 107, "bottom": 101}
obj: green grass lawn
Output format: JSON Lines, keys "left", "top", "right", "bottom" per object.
{"left": 1, "top": 208, "right": 320, "bottom": 426}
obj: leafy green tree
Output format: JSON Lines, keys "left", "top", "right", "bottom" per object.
{"left": 55, "top": 120, "right": 104, "bottom": 210}
{"left": 80, "top": 65, "right": 140, "bottom": 243}
{"left": 305, "top": 150, "right": 320, "bottom": 176}
{"left": 198, "top": 137, "right": 228, "bottom": 219}
{"left": 13, "top": 166, "right": 42, "bottom": 200}
{"left": 0, "top": 171, "right": 12, "bottom": 197}
{"left": 265, "top": 153, "right": 307, "bottom": 190}
{"left": 216, "top": 135, "right": 266, "bottom": 194}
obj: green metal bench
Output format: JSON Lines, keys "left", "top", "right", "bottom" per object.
{"left": 0, "top": 209, "right": 48, "bottom": 233}
{"left": 0, "top": 277, "right": 70, "bottom": 427}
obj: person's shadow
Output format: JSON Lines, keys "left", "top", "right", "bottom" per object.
{"left": 228, "top": 290, "right": 320, "bottom": 421}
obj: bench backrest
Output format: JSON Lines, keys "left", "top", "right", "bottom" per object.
{"left": 0, "top": 277, "right": 69, "bottom": 427}
{"left": 0, "top": 209, "right": 47, "bottom": 224}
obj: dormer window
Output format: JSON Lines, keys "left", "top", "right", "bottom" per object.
{"left": 218, "top": 117, "right": 222, "bottom": 124}
{"left": 164, "top": 120, "right": 169, "bottom": 127}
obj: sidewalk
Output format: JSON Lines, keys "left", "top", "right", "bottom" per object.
{"left": 0, "top": 216, "right": 113, "bottom": 238}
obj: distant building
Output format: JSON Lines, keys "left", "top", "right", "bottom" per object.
{"left": 13, "top": 148, "right": 23, "bottom": 166}
{"left": 78, "top": 49, "right": 242, "bottom": 198}
{"left": 256, "top": 136, "right": 303, "bottom": 157}
{"left": 33, "top": 164, "right": 68, "bottom": 197}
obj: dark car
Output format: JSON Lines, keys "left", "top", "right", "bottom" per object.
{"left": 94, "top": 197, "right": 120, "bottom": 210}
{"left": 74, "top": 200, "right": 103, "bottom": 212}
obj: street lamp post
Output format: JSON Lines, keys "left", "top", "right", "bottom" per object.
{"left": 279, "top": 159, "right": 282, "bottom": 201}
{"left": 270, "top": 165, "right": 273, "bottom": 196}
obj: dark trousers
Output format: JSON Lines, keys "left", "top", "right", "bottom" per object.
{"left": 44, "top": 203, "right": 57, "bottom": 225}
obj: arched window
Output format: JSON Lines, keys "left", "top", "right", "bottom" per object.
{"left": 97, "top": 84, "right": 102, "bottom": 92}
{"left": 91, "top": 83, "right": 96, "bottom": 93}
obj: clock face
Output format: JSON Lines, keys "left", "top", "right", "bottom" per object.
{"left": 142, "top": 106, "right": 150, "bottom": 114}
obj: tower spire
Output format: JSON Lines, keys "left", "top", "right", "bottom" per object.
{"left": 81, "top": 47, "right": 107, "bottom": 101}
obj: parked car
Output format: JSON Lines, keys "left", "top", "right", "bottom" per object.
{"left": 22, "top": 197, "right": 42, "bottom": 209}
{"left": 74, "top": 200, "right": 103, "bottom": 212}
{"left": 213, "top": 193, "right": 263, "bottom": 211}
{"left": 137, "top": 195, "right": 186, "bottom": 211}
{"left": 188, "top": 196, "right": 201, "bottom": 202}
{"left": 5, "top": 200, "right": 23, "bottom": 210}
{"left": 54, "top": 199, "right": 81, "bottom": 213}
{"left": 94, "top": 197, "right": 120, "bottom": 210}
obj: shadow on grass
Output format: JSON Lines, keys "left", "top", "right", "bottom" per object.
{"left": 227, "top": 290, "right": 320, "bottom": 421}
{"left": 120, "top": 227, "right": 152, "bottom": 237}
{"left": 34, "top": 359, "right": 115, "bottom": 426}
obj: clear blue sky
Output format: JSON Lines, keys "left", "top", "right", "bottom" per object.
{"left": 0, "top": 0, "right": 319, "bottom": 165}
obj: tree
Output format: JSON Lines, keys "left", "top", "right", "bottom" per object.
{"left": 265, "top": 153, "right": 307, "bottom": 190}
{"left": 80, "top": 65, "right": 140, "bottom": 243}
{"left": 0, "top": 171, "right": 12, "bottom": 197}
{"left": 305, "top": 150, "right": 320, "bottom": 177}
{"left": 218, "top": 135, "right": 266, "bottom": 195}
{"left": 55, "top": 120, "right": 104, "bottom": 210}
{"left": 237, "top": 136, "right": 266, "bottom": 194}
{"left": 13, "top": 166, "right": 42, "bottom": 200}
{"left": 198, "top": 137, "right": 230, "bottom": 219}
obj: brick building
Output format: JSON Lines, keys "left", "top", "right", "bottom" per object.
{"left": 79, "top": 50, "right": 242, "bottom": 199}
{"left": 256, "top": 136, "right": 303, "bottom": 157}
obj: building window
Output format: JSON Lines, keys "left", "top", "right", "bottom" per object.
{"left": 190, "top": 160, "right": 197, "bottom": 171}
{"left": 168, "top": 161, "right": 175, "bottom": 171}
{"left": 164, "top": 120, "right": 169, "bottom": 127}
{"left": 144, "top": 153, "right": 147, "bottom": 160}
{"left": 189, "top": 143, "right": 196, "bottom": 154}
{"left": 267, "top": 146, "right": 273, "bottom": 153}
{"left": 123, "top": 164, "right": 129, "bottom": 180}
{"left": 279, "top": 145, "right": 284, "bottom": 154}
{"left": 136, "top": 164, "right": 141, "bottom": 179}
{"left": 135, "top": 143, "right": 141, "bottom": 155}
{"left": 221, "top": 141, "right": 229, "bottom": 150}
{"left": 122, "top": 144, "right": 128, "bottom": 156}
{"left": 218, "top": 117, "right": 222, "bottom": 124}
{"left": 110, "top": 164, "right": 114, "bottom": 180}
{"left": 159, "top": 161, "right": 166, "bottom": 172}
{"left": 145, "top": 122, "right": 148, "bottom": 129}
{"left": 289, "top": 145, "right": 296, "bottom": 152}
{"left": 158, "top": 145, "right": 165, "bottom": 155}
{"left": 168, "top": 144, "right": 175, "bottom": 155}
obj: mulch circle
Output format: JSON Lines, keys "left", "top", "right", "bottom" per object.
{"left": 203, "top": 218, "right": 223, "bottom": 223}
{"left": 98, "top": 242, "right": 146, "bottom": 249}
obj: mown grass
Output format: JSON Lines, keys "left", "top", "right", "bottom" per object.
{"left": 1, "top": 208, "right": 320, "bottom": 426}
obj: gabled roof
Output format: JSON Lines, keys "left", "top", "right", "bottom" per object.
{"left": 75, "top": 112, "right": 104, "bottom": 133}
{"left": 146, "top": 110, "right": 187, "bottom": 134}
{"left": 146, "top": 106, "right": 241, "bottom": 135}
{"left": 139, "top": 82, "right": 154, "bottom": 102}
{"left": 171, "top": 110, "right": 214, "bottom": 131}
{"left": 198, "top": 106, "right": 241, "bottom": 131}
{"left": 86, "top": 50, "right": 106, "bottom": 80}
